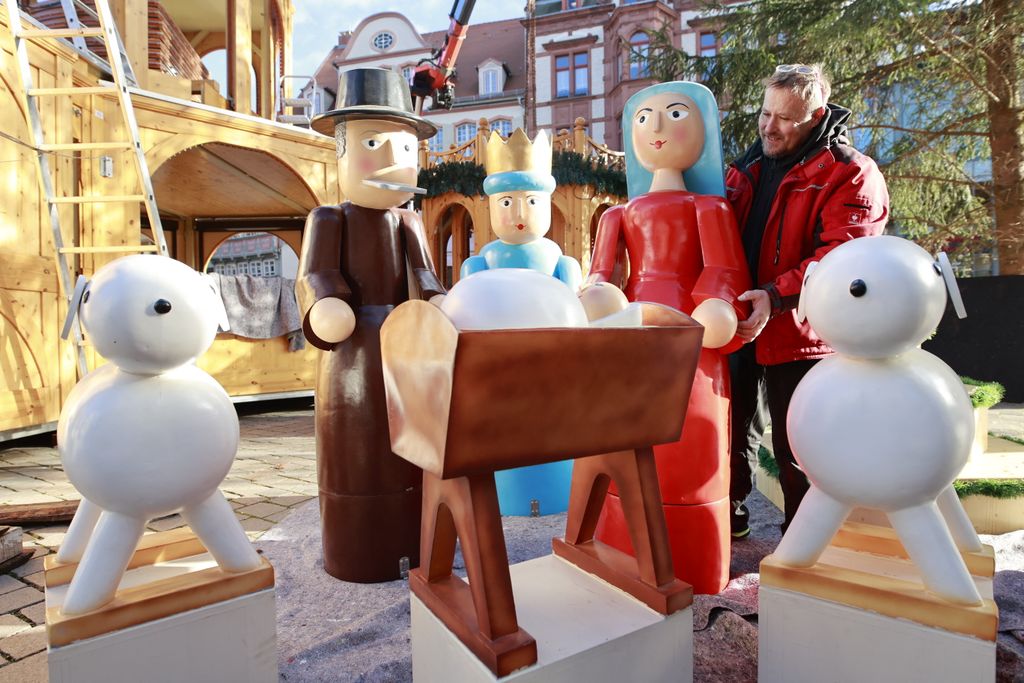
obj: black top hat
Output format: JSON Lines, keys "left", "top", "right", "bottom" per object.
{"left": 311, "top": 68, "right": 438, "bottom": 139}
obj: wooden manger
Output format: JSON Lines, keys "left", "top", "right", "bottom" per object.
{"left": 381, "top": 300, "right": 703, "bottom": 676}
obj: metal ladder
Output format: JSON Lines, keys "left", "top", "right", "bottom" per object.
{"left": 276, "top": 75, "right": 317, "bottom": 127}
{"left": 4, "top": 0, "right": 168, "bottom": 376}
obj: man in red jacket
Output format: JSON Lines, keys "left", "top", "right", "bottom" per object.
{"left": 725, "top": 64, "right": 889, "bottom": 537}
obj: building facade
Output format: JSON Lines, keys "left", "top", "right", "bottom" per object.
{"left": 309, "top": 1, "right": 729, "bottom": 151}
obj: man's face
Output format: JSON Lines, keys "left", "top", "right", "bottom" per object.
{"left": 758, "top": 86, "right": 824, "bottom": 159}
{"left": 338, "top": 118, "right": 419, "bottom": 209}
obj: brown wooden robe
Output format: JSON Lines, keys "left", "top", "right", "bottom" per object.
{"left": 296, "top": 202, "right": 444, "bottom": 582}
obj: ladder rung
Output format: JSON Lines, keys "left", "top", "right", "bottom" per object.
{"left": 59, "top": 245, "right": 160, "bottom": 254}
{"left": 282, "top": 97, "right": 311, "bottom": 108}
{"left": 50, "top": 195, "right": 146, "bottom": 204}
{"left": 18, "top": 27, "right": 106, "bottom": 39}
{"left": 41, "top": 142, "right": 133, "bottom": 151}
{"left": 29, "top": 86, "right": 118, "bottom": 96}
{"left": 277, "top": 114, "right": 311, "bottom": 125}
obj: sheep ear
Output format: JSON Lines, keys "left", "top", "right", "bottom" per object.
{"left": 796, "top": 261, "right": 818, "bottom": 324}
{"left": 61, "top": 275, "right": 89, "bottom": 340}
{"left": 937, "top": 252, "right": 966, "bottom": 319}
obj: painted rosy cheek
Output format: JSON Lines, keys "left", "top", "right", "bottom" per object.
{"left": 358, "top": 158, "right": 376, "bottom": 174}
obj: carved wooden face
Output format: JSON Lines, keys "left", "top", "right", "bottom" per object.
{"left": 630, "top": 92, "right": 705, "bottom": 174}
{"left": 487, "top": 190, "right": 551, "bottom": 245}
{"left": 337, "top": 118, "right": 419, "bottom": 209}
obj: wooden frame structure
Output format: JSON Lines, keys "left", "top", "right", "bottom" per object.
{"left": 0, "top": 1, "right": 336, "bottom": 439}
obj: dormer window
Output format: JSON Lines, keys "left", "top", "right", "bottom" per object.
{"left": 372, "top": 31, "right": 395, "bottom": 51}
{"left": 479, "top": 60, "right": 506, "bottom": 96}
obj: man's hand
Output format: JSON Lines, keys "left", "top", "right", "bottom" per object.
{"left": 736, "top": 289, "right": 771, "bottom": 343}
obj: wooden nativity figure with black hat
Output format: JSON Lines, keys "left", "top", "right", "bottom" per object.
{"left": 296, "top": 67, "right": 445, "bottom": 583}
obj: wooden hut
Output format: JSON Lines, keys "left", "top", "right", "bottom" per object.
{"left": 1, "top": 0, "right": 337, "bottom": 440}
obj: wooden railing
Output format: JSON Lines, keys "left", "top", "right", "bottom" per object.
{"left": 420, "top": 117, "right": 624, "bottom": 172}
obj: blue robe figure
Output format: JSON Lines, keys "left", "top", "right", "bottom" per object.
{"left": 460, "top": 128, "right": 581, "bottom": 515}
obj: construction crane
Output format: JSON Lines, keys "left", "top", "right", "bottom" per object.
{"left": 410, "top": 0, "right": 476, "bottom": 113}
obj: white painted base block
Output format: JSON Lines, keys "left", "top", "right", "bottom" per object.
{"left": 759, "top": 584, "right": 996, "bottom": 682}
{"left": 412, "top": 554, "right": 693, "bottom": 682}
{"left": 47, "top": 553, "right": 277, "bottom": 683}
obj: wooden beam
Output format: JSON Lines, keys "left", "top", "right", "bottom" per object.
{"left": 0, "top": 500, "right": 79, "bottom": 525}
{"left": 197, "top": 147, "right": 311, "bottom": 213}
{"left": 260, "top": 0, "right": 274, "bottom": 119}
{"left": 227, "top": 0, "right": 253, "bottom": 114}
{"left": 110, "top": 0, "right": 148, "bottom": 89}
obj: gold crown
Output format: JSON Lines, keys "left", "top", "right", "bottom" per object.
{"left": 485, "top": 128, "right": 552, "bottom": 176}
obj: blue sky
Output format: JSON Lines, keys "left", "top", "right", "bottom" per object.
{"left": 291, "top": 1, "right": 517, "bottom": 76}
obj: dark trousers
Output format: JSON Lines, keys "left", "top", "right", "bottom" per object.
{"left": 729, "top": 343, "right": 818, "bottom": 530}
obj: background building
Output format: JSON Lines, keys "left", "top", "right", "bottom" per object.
{"left": 307, "top": 1, "right": 729, "bottom": 151}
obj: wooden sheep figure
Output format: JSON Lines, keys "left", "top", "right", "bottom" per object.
{"left": 774, "top": 235, "right": 984, "bottom": 606}
{"left": 55, "top": 255, "right": 261, "bottom": 615}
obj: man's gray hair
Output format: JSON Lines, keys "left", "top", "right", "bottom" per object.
{"left": 334, "top": 121, "right": 347, "bottom": 158}
{"left": 763, "top": 64, "right": 831, "bottom": 110}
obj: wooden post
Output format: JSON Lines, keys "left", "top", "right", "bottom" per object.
{"left": 573, "top": 116, "right": 587, "bottom": 153}
{"left": 111, "top": 0, "right": 148, "bottom": 89}
{"left": 227, "top": 0, "right": 253, "bottom": 114}
{"left": 259, "top": 0, "right": 274, "bottom": 119}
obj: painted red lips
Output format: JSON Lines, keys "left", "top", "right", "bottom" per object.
{"left": 517, "top": 223, "right": 525, "bottom": 230}
{"left": 651, "top": 140, "right": 666, "bottom": 150}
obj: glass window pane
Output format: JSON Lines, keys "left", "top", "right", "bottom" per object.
{"left": 574, "top": 52, "right": 588, "bottom": 67}
{"left": 556, "top": 55, "right": 570, "bottom": 69}
{"left": 575, "top": 66, "right": 588, "bottom": 96}
{"left": 556, "top": 70, "right": 570, "bottom": 97}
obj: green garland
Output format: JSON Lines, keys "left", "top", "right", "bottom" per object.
{"left": 757, "top": 446, "right": 1024, "bottom": 499}
{"left": 961, "top": 376, "right": 1005, "bottom": 409}
{"left": 551, "top": 150, "right": 627, "bottom": 198}
{"left": 417, "top": 161, "right": 487, "bottom": 204}
{"left": 415, "top": 152, "right": 627, "bottom": 204}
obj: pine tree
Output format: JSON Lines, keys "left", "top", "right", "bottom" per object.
{"left": 646, "top": 0, "right": 1023, "bottom": 274}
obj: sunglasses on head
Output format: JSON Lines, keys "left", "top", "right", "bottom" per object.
{"left": 776, "top": 64, "right": 816, "bottom": 75}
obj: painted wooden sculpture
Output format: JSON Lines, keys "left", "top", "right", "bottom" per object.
{"left": 297, "top": 67, "right": 445, "bottom": 583}
{"left": 381, "top": 285, "right": 702, "bottom": 676}
{"left": 587, "top": 81, "right": 751, "bottom": 594}
{"left": 774, "top": 235, "right": 984, "bottom": 605}
{"left": 55, "top": 255, "right": 261, "bottom": 616}
{"left": 458, "top": 128, "right": 583, "bottom": 516}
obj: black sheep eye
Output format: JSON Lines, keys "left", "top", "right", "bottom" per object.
{"left": 849, "top": 279, "right": 867, "bottom": 297}
{"left": 155, "top": 299, "right": 172, "bottom": 314}
{"left": 83, "top": 290, "right": 90, "bottom": 303}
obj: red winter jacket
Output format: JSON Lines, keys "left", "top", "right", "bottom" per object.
{"left": 725, "top": 108, "right": 890, "bottom": 365}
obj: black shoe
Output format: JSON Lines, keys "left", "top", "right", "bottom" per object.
{"left": 731, "top": 500, "right": 750, "bottom": 539}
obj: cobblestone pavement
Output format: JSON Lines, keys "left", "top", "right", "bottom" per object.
{"left": 0, "top": 399, "right": 317, "bottom": 682}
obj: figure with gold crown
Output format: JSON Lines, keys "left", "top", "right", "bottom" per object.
{"left": 461, "top": 129, "right": 582, "bottom": 291}
{"left": 458, "top": 128, "right": 580, "bottom": 516}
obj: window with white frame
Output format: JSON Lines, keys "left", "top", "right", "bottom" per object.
{"left": 372, "top": 31, "right": 394, "bottom": 51}
{"left": 491, "top": 119, "right": 513, "bottom": 138}
{"left": 428, "top": 128, "right": 445, "bottom": 152}
{"left": 402, "top": 65, "right": 414, "bottom": 85}
{"left": 238, "top": 261, "right": 249, "bottom": 276}
{"left": 456, "top": 122, "right": 477, "bottom": 145}
{"left": 251, "top": 260, "right": 263, "bottom": 277}
{"left": 264, "top": 259, "right": 278, "bottom": 276}
{"left": 479, "top": 64, "right": 504, "bottom": 96}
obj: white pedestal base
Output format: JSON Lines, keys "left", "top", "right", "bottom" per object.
{"left": 411, "top": 554, "right": 693, "bottom": 682}
{"left": 759, "top": 546, "right": 996, "bottom": 683}
{"left": 46, "top": 546, "right": 277, "bottom": 683}
{"left": 759, "top": 586, "right": 995, "bottom": 683}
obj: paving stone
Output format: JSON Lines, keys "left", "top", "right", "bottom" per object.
{"left": 264, "top": 510, "right": 292, "bottom": 524}
{"left": 17, "top": 604, "right": 45, "bottom": 626}
{"left": 26, "top": 527, "right": 65, "bottom": 549}
{"left": 274, "top": 495, "right": 315, "bottom": 508}
{"left": 0, "top": 479, "right": 47, "bottom": 492}
{"left": 146, "top": 515, "right": 185, "bottom": 532}
{"left": 19, "top": 573, "right": 44, "bottom": 590}
{"left": 240, "top": 517, "right": 274, "bottom": 533}
{"left": 237, "top": 502, "right": 288, "bottom": 519}
{"left": 0, "top": 650, "right": 47, "bottom": 682}
{"left": 0, "top": 588, "right": 43, "bottom": 614}
{"left": 0, "top": 576, "right": 26, "bottom": 597}
{"left": 0, "top": 615, "right": 31, "bottom": 639}
{"left": 0, "top": 625, "right": 46, "bottom": 660}
{"left": 0, "top": 491, "right": 60, "bottom": 506}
